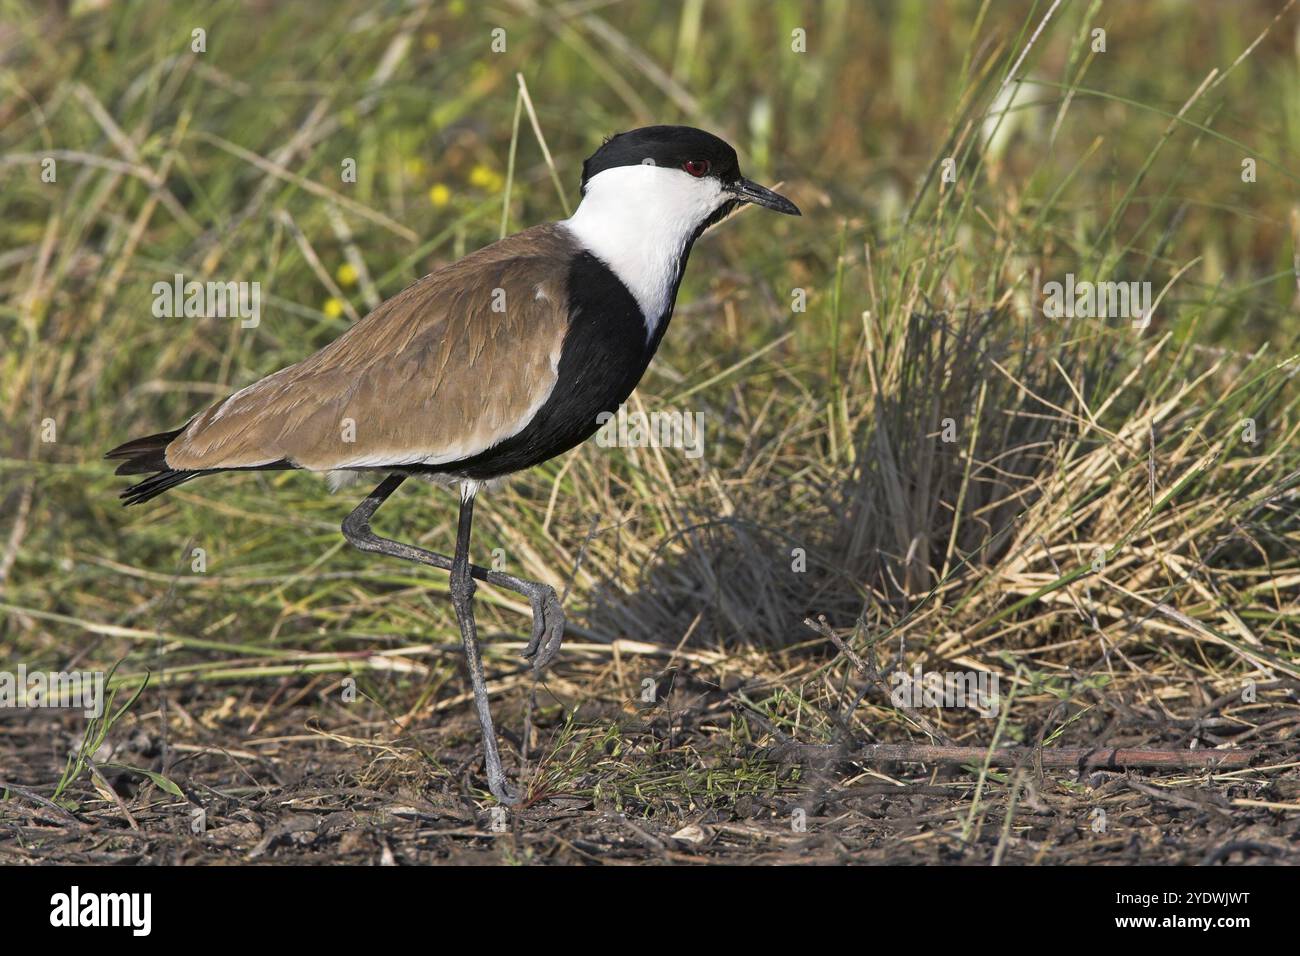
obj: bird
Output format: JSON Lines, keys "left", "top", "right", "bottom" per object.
{"left": 106, "top": 125, "right": 800, "bottom": 803}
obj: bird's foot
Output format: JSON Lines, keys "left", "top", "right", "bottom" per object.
{"left": 520, "top": 584, "right": 565, "bottom": 672}
{"left": 487, "top": 770, "right": 521, "bottom": 806}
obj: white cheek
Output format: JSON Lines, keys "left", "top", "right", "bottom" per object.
{"left": 562, "top": 166, "right": 728, "bottom": 339}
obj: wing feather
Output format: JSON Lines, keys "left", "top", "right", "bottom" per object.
{"left": 165, "top": 224, "right": 576, "bottom": 473}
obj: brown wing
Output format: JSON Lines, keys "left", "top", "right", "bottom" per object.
{"left": 165, "top": 224, "right": 578, "bottom": 473}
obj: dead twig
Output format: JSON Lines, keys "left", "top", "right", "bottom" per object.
{"left": 779, "top": 742, "right": 1257, "bottom": 770}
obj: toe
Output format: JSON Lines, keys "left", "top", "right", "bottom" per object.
{"left": 491, "top": 782, "right": 521, "bottom": 805}
{"left": 521, "top": 587, "right": 558, "bottom": 661}
{"left": 521, "top": 608, "right": 547, "bottom": 659}
{"left": 531, "top": 601, "right": 566, "bottom": 671}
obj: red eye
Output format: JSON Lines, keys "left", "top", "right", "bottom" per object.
{"left": 683, "top": 160, "right": 710, "bottom": 177}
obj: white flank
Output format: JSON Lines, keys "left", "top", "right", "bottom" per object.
{"left": 561, "top": 165, "right": 730, "bottom": 340}
{"left": 325, "top": 469, "right": 502, "bottom": 496}
{"left": 325, "top": 469, "right": 364, "bottom": 492}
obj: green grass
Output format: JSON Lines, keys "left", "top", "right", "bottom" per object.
{"left": 2, "top": 0, "right": 1299, "bottom": 829}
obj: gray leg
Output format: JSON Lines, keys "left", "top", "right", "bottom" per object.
{"left": 341, "top": 475, "right": 565, "bottom": 668}
{"left": 341, "top": 474, "right": 567, "bottom": 804}
{"left": 448, "top": 487, "right": 518, "bottom": 804}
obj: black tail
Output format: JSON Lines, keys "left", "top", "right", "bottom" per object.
{"left": 106, "top": 427, "right": 186, "bottom": 475}
{"left": 119, "top": 468, "right": 201, "bottom": 505}
{"left": 106, "top": 426, "right": 199, "bottom": 505}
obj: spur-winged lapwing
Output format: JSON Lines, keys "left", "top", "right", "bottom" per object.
{"left": 107, "top": 125, "right": 800, "bottom": 803}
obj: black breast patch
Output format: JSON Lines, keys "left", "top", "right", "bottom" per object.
{"left": 427, "top": 250, "right": 659, "bottom": 481}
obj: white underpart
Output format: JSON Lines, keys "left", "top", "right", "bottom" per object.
{"left": 325, "top": 469, "right": 365, "bottom": 492}
{"left": 561, "top": 165, "right": 731, "bottom": 340}
{"left": 325, "top": 469, "right": 505, "bottom": 496}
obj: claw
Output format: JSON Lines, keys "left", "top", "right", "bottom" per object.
{"left": 529, "top": 592, "right": 566, "bottom": 672}
{"left": 520, "top": 586, "right": 565, "bottom": 672}
{"left": 521, "top": 588, "right": 550, "bottom": 659}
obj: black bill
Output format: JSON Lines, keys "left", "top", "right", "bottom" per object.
{"left": 730, "top": 178, "right": 801, "bottom": 216}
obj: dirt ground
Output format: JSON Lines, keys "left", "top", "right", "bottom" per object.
{"left": 3, "top": 654, "right": 1298, "bottom": 865}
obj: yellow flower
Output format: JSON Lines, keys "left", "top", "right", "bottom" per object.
{"left": 468, "top": 164, "right": 504, "bottom": 193}
{"left": 323, "top": 298, "right": 344, "bottom": 318}
{"left": 335, "top": 263, "right": 358, "bottom": 288}
{"left": 404, "top": 157, "right": 426, "bottom": 178}
{"left": 428, "top": 183, "right": 451, "bottom": 208}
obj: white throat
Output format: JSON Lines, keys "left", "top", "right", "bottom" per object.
{"left": 561, "top": 165, "right": 728, "bottom": 341}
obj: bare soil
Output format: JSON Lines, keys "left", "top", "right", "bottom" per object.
{"left": 3, "top": 657, "right": 1297, "bottom": 865}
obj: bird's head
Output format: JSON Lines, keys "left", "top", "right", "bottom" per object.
{"left": 574, "top": 125, "right": 800, "bottom": 240}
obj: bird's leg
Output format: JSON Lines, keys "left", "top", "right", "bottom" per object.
{"left": 447, "top": 487, "right": 519, "bottom": 804}
{"left": 340, "top": 474, "right": 570, "bottom": 803}
{"left": 341, "top": 475, "right": 565, "bottom": 668}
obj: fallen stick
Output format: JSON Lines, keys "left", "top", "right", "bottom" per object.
{"left": 780, "top": 743, "right": 1256, "bottom": 770}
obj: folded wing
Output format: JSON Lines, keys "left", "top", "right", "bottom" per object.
{"left": 164, "top": 224, "right": 577, "bottom": 474}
